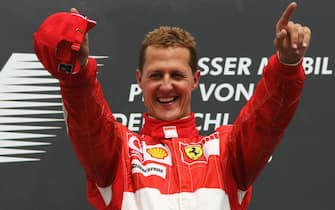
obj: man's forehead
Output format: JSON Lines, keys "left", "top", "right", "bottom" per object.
{"left": 145, "top": 45, "right": 190, "bottom": 59}
{"left": 140, "top": 45, "right": 193, "bottom": 73}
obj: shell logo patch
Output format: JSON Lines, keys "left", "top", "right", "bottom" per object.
{"left": 185, "top": 145, "right": 203, "bottom": 160}
{"left": 147, "top": 147, "right": 168, "bottom": 159}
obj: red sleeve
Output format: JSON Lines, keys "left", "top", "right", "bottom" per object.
{"left": 60, "top": 57, "right": 122, "bottom": 187}
{"left": 225, "top": 53, "right": 306, "bottom": 190}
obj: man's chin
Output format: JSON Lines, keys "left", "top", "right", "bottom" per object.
{"left": 150, "top": 110, "right": 190, "bottom": 121}
{"left": 150, "top": 112, "right": 179, "bottom": 121}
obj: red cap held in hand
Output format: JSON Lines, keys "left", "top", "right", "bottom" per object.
{"left": 33, "top": 12, "right": 96, "bottom": 76}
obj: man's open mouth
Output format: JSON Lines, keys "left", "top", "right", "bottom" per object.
{"left": 157, "top": 97, "right": 178, "bottom": 104}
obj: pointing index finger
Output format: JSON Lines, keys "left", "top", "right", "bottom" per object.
{"left": 278, "top": 2, "right": 297, "bottom": 28}
{"left": 70, "top": 8, "right": 79, "bottom": 14}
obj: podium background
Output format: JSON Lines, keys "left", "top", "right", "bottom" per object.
{"left": 1, "top": 0, "right": 334, "bottom": 209}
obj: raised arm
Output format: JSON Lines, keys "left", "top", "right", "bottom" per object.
{"left": 61, "top": 9, "right": 124, "bottom": 188}
{"left": 33, "top": 9, "right": 122, "bottom": 187}
{"left": 226, "top": 2, "right": 311, "bottom": 190}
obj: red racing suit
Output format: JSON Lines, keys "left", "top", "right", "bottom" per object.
{"left": 59, "top": 53, "right": 305, "bottom": 210}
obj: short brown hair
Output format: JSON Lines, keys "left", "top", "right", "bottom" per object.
{"left": 138, "top": 26, "right": 198, "bottom": 73}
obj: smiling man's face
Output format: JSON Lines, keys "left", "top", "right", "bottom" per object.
{"left": 136, "top": 45, "right": 200, "bottom": 121}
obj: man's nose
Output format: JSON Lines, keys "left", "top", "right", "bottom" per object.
{"left": 160, "top": 75, "right": 173, "bottom": 91}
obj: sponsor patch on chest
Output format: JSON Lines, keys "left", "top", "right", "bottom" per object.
{"left": 127, "top": 132, "right": 172, "bottom": 178}
{"left": 146, "top": 147, "right": 168, "bottom": 159}
{"left": 127, "top": 132, "right": 172, "bottom": 165}
{"left": 131, "top": 159, "right": 167, "bottom": 179}
{"left": 184, "top": 145, "right": 204, "bottom": 160}
{"left": 180, "top": 132, "right": 220, "bottom": 165}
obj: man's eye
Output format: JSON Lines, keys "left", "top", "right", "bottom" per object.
{"left": 172, "top": 72, "right": 185, "bottom": 79}
{"left": 149, "top": 73, "right": 162, "bottom": 79}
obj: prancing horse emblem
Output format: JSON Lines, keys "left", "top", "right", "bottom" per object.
{"left": 185, "top": 145, "right": 203, "bottom": 160}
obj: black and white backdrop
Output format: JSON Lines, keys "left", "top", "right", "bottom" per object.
{"left": 0, "top": 0, "right": 334, "bottom": 209}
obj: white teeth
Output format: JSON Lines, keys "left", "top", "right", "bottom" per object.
{"left": 158, "top": 97, "right": 176, "bottom": 103}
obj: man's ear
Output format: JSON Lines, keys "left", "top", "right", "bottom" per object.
{"left": 136, "top": 69, "right": 143, "bottom": 89}
{"left": 192, "top": 69, "right": 201, "bottom": 90}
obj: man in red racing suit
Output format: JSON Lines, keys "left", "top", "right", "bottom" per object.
{"left": 60, "top": 53, "right": 305, "bottom": 210}
{"left": 34, "top": 2, "right": 311, "bottom": 210}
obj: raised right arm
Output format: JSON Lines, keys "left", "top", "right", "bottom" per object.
{"left": 33, "top": 8, "right": 123, "bottom": 187}
{"left": 59, "top": 57, "right": 122, "bottom": 187}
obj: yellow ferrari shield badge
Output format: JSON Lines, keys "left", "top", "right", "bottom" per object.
{"left": 185, "top": 145, "right": 203, "bottom": 160}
